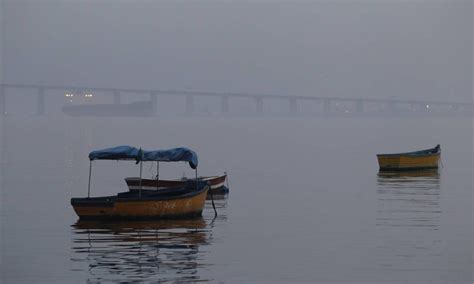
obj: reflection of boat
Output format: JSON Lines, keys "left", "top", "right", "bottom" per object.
{"left": 71, "top": 146, "right": 210, "bottom": 220}
{"left": 375, "top": 169, "right": 442, "bottom": 270}
{"left": 377, "top": 144, "right": 441, "bottom": 171}
{"left": 125, "top": 174, "right": 229, "bottom": 195}
{"left": 377, "top": 169, "right": 439, "bottom": 179}
{"left": 71, "top": 218, "right": 210, "bottom": 282}
{"left": 73, "top": 218, "right": 208, "bottom": 242}
{"left": 62, "top": 101, "right": 154, "bottom": 117}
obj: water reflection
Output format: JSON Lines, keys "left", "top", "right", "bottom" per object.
{"left": 71, "top": 218, "right": 213, "bottom": 283}
{"left": 376, "top": 170, "right": 442, "bottom": 270}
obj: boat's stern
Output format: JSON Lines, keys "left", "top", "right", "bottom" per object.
{"left": 70, "top": 196, "right": 115, "bottom": 219}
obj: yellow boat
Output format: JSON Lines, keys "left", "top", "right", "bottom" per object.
{"left": 71, "top": 181, "right": 209, "bottom": 220}
{"left": 377, "top": 144, "right": 441, "bottom": 171}
{"left": 71, "top": 146, "right": 212, "bottom": 220}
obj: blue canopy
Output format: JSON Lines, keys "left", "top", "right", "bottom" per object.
{"left": 143, "top": 147, "right": 198, "bottom": 169}
{"left": 89, "top": 145, "right": 143, "bottom": 162}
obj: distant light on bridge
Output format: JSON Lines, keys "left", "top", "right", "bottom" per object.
{"left": 84, "top": 93, "right": 93, "bottom": 98}
{"left": 65, "top": 93, "right": 74, "bottom": 97}
{"left": 426, "top": 104, "right": 430, "bottom": 109}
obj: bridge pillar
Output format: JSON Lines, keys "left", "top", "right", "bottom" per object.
{"left": 221, "top": 96, "right": 229, "bottom": 114}
{"left": 36, "top": 87, "right": 45, "bottom": 115}
{"left": 323, "top": 99, "right": 331, "bottom": 114}
{"left": 355, "top": 100, "right": 364, "bottom": 113}
{"left": 462, "top": 105, "right": 473, "bottom": 116}
{"left": 255, "top": 97, "right": 263, "bottom": 114}
{"left": 113, "top": 90, "right": 121, "bottom": 104}
{"left": 185, "top": 95, "right": 194, "bottom": 115}
{"left": 0, "top": 85, "right": 5, "bottom": 116}
{"left": 289, "top": 98, "right": 297, "bottom": 115}
{"left": 150, "top": 93, "right": 158, "bottom": 114}
{"left": 387, "top": 101, "right": 396, "bottom": 114}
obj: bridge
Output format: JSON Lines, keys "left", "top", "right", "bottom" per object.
{"left": 0, "top": 83, "right": 472, "bottom": 117}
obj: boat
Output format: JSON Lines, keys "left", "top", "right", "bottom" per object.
{"left": 376, "top": 144, "right": 441, "bottom": 171}
{"left": 124, "top": 174, "right": 229, "bottom": 194}
{"left": 71, "top": 146, "right": 210, "bottom": 220}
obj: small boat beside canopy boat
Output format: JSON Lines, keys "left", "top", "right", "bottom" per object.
{"left": 125, "top": 174, "right": 228, "bottom": 195}
{"left": 70, "top": 146, "right": 211, "bottom": 220}
{"left": 377, "top": 144, "right": 441, "bottom": 171}
{"left": 124, "top": 147, "right": 229, "bottom": 195}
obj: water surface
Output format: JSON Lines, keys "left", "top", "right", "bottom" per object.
{"left": 0, "top": 115, "right": 472, "bottom": 283}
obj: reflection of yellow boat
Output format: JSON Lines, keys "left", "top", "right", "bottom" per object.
{"left": 73, "top": 218, "right": 207, "bottom": 229}
{"left": 71, "top": 218, "right": 209, "bottom": 282}
{"left": 377, "top": 145, "right": 441, "bottom": 171}
{"left": 377, "top": 169, "right": 439, "bottom": 179}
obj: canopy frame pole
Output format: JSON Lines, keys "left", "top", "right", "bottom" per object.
{"left": 139, "top": 161, "right": 143, "bottom": 198}
{"left": 87, "top": 161, "right": 92, "bottom": 198}
{"left": 195, "top": 168, "right": 198, "bottom": 191}
{"left": 156, "top": 161, "right": 159, "bottom": 189}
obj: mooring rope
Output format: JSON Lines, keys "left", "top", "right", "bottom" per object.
{"left": 209, "top": 185, "right": 217, "bottom": 217}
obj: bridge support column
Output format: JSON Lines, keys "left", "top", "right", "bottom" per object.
{"left": 323, "top": 99, "right": 331, "bottom": 114}
{"left": 36, "top": 87, "right": 45, "bottom": 115}
{"left": 355, "top": 100, "right": 364, "bottom": 113}
{"left": 185, "top": 95, "right": 194, "bottom": 115}
{"left": 113, "top": 90, "right": 121, "bottom": 104}
{"left": 387, "top": 102, "right": 396, "bottom": 114}
{"left": 255, "top": 97, "right": 263, "bottom": 114}
{"left": 289, "top": 98, "right": 297, "bottom": 115}
{"left": 221, "top": 96, "right": 229, "bottom": 114}
{"left": 150, "top": 93, "right": 158, "bottom": 114}
{"left": 464, "top": 105, "right": 474, "bottom": 116}
{"left": 0, "top": 85, "right": 5, "bottom": 116}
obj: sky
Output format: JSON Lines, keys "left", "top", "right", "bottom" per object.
{"left": 1, "top": 0, "right": 472, "bottom": 102}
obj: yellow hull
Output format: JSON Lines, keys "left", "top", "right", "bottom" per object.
{"left": 377, "top": 153, "right": 440, "bottom": 171}
{"left": 72, "top": 188, "right": 209, "bottom": 219}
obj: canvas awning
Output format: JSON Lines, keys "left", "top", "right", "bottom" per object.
{"left": 88, "top": 145, "right": 143, "bottom": 162}
{"left": 143, "top": 147, "right": 198, "bottom": 169}
{"left": 88, "top": 146, "right": 198, "bottom": 169}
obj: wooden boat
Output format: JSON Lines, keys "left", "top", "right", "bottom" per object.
{"left": 71, "top": 146, "right": 212, "bottom": 220}
{"left": 377, "top": 144, "right": 441, "bottom": 171}
{"left": 71, "top": 181, "right": 209, "bottom": 220}
{"left": 125, "top": 174, "right": 228, "bottom": 194}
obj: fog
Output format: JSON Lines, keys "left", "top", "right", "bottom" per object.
{"left": 2, "top": 0, "right": 472, "bottom": 101}
{"left": 0, "top": 1, "right": 473, "bottom": 283}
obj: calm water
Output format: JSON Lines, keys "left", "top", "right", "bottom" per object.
{"left": 0, "top": 115, "right": 472, "bottom": 283}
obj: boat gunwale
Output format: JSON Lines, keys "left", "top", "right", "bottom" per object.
{"left": 71, "top": 184, "right": 209, "bottom": 205}
{"left": 125, "top": 174, "right": 226, "bottom": 182}
{"left": 376, "top": 146, "right": 440, "bottom": 157}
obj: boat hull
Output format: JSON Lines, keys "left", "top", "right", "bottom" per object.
{"left": 125, "top": 175, "right": 228, "bottom": 194}
{"left": 71, "top": 186, "right": 209, "bottom": 220}
{"left": 377, "top": 152, "right": 440, "bottom": 171}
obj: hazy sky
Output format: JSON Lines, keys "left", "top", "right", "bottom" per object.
{"left": 1, "top": 0, "right": 472, "bottom": 101}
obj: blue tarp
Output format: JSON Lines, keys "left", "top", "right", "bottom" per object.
{"left": 143, "top": 147, "right": 198, "bottom": 169}
{"left": 88, "top": 146, "right": 198, "bottom": 169}
{"left": 89, "top": 145, "right": 143, "bottom": 162}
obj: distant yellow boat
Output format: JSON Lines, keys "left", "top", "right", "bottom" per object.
{"left": 377, "top": 144, "right": 441, "bottom": 171}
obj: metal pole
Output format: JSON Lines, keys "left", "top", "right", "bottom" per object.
{"left": 139, "top": 161, "right": 143, "bottom": 198}
{"left": 195, "top": 168, "right": 198, "bottom": 191}
{"left": 156, "top": 161, "right": 159, "bottom": 189}
{"left": 87, "top": 161, "right": 92, "bottom": 198}
{"left": 0, "top": 85, "right": 5, "bottom": 116}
